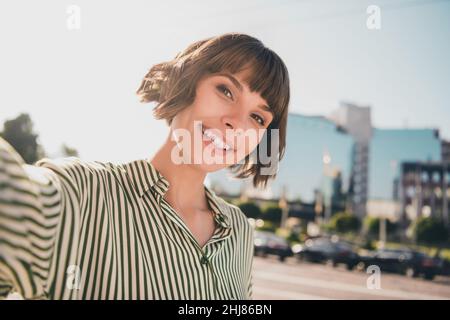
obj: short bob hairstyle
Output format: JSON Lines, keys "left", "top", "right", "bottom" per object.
{"left": 136, "top": 32, "right": 290, "bottom": 189}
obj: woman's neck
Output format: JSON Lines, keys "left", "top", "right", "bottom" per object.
{"left": 149, "top": 133, "right": 209, "bottom": 212}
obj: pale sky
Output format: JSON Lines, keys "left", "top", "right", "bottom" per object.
{"left": 1, "top": 0, "right": 449, "bottom": 162}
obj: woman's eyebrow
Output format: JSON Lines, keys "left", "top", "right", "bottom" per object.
{"left": 217, "top": 72, "right": 243, "bottom": 92}
{"left": 217, "top": 72, "right": 274, "bottom": 117}
{"left": 258, "top": 104, "right": 274, "bottom": 118}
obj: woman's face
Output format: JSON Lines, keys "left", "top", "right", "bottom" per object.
{"left": 170, "top": 68, "right": 274, "bottom": 173}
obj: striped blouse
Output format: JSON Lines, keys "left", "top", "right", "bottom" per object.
{"left": 0, "top": 137, "right": 254, "bottom": 300}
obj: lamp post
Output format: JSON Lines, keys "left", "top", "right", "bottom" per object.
{"left": 279, "top": 185, "right": 289, "bottom": 229}
{"left": 443, "top": 162, "right": 448, "bottom": 226}
{"left": 323, "top": 150, "right": 332, "bottom": 222}
{"left": 379, "top": 217, "right": 386, "bottom": 249}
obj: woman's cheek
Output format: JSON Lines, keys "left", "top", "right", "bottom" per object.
{"left": 202, "top": 92, "right": 224, "bottom": 112}
{"left": 233, "top": 136, "right": 254, "bottom": 162}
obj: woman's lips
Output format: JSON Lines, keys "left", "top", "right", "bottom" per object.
{"left": 200, "top": 123, "right": 235, "bottom": 152}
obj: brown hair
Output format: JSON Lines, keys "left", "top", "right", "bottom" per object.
{"left": 136, "top": 32, "right": 290, "bottom": 189}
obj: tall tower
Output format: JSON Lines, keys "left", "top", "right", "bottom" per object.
{"left": 328, "top": 102, "right": 373, "bottom": 219}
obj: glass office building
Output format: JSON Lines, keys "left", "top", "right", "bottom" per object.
{"left": 369, "top": 128, "right": 442, "bottom": 200}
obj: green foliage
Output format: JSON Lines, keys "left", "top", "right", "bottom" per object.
{"left": 237, "top": 201, "right": 261, "bottom": 219}
{"left": 328, "top": 212, "right": 361, "bottom": 234}
{"left": 262, "top": 205, "right": 282, "bottom": 224}
{"left": 260, "top": 201, "right": 279, "bottom": 212}
{"left": 256, "top": 221, "right": 277, "bottom": 233}
{"left": 361, "top": 238, "right": 376, "bottom": 250}
{"left": 61, "top": 143, "right": 79, "bottom": 157}
{"left": 0, "top": 113, "right": 45, "bottom": 164}
{"left": 285, "top": 230, "right": 301, "bottom": 244}
{"left": 364, "top": 217, "right": 398, "bottom": 236}
{"left": 413, "top": 217, "right": 449, "bottom": 245}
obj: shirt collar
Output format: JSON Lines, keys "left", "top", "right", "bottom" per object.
{"left": 122, "top": 159, "right": 231, "bottom": 229}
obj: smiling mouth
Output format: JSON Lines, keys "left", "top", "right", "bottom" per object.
{"left": 200, "top": 123, "right": 234, "bottom": 152}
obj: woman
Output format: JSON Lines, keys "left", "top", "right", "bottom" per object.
{"left": 0, "top": 32, "right": 290, "bottom": 299}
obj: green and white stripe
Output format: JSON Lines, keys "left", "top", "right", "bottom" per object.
{"left": 0, "top": 137, "right": 254, "bottom": 300}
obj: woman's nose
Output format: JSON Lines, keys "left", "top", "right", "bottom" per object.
{"left": 222, "top": 112, "right": 245, "bottom": 131}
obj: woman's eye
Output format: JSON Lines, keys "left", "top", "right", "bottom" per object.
{"left": 217, "top": 85, "right": 233, "bottom": 100}
{"left": 252, "top": 114, "right": 265, "bottom": 126}
{"left": 216, "top": 84, "right": 265, "bottom": 126}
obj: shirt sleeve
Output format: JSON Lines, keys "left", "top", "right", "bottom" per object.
{"left": 0, "top": 137, "right": 82, "bottom": 299}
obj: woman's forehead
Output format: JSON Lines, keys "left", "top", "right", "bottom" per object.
{"left": 225, "top": 66, "right": 255, "bottom": 83}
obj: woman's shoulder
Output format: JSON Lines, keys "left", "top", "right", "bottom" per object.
{"left": 35, "top": 157, "right": 122, "bottom": 176}
{"left": 34, "top": 157, "right": 125, "bottom": 191}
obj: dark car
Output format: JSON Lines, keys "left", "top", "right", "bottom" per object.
{"left": 438, "top": 258, "right": 450, "bottom": 276}
{"left": 254, "top": 231, "right": 293, "bottom": 262}
{"left": 293, "top": 237, "right": 360, "bottom": 270}
{"left": 357, "top": 248, "right": 441, "bottom": 280}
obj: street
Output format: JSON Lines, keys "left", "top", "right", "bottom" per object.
{"left": 252, "top": 256, "right": 450, "bottom": 300}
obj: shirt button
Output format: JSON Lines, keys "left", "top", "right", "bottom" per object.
{"left": 200, "top": 255, "right": 209, "bottom": 265}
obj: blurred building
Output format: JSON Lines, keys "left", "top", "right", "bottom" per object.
{"left": 442, "top": 139, "right": 450, "bottom": 162}
{"left": 366, "top": 199, "right": 401, "bottom": 221}
{"left": 328, "top": 102, "right": 372, "bottom": 219}
{"left": 319, "top": 166, "right": 347, "bottom": 220}
{"left": 398, "top": 161, "right": 449, "bottom": 226}
{"left": 370, "top": 128, "right": 441, "bottom": 201}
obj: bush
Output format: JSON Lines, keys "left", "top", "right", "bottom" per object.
{"left": 328, "top": 212, "right": 361, "bottom": 234}
{"left": 413, "top": 217, "right": 449, "bottom": 245}
{"left": 365, "top": 217, "right": 398, "bottom": 237}
{"left": 256, "top": 221, "right": 277, "bottom": 233}
{"left": 361, "top": 238, "right": 376, "bottom": 250}
{"left": 262, "top": 205, "right": 282, "bottom": 226}
{"left": 237, "top": 201, "right": 261, "bottom": 219}
{"left": 285, "top": 230, "right": 301, "bottom": 244}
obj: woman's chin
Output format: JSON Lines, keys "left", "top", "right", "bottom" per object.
{"left": 190, "top": 162, "right": 231, "bottom": 173}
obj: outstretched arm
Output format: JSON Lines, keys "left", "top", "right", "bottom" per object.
{"left": 0, "top": 137, "right": 82, "bottom": 299}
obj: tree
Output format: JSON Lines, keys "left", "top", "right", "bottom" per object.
{"left": 0, "top": 113, "right": 45, "bottom": 164}
{"left": 328, "top": 212, "right": 361, "bottom": 234}
{"left": 262, "top": 205, "right": 282, "bottom": 225}
{"left": 413, "top": 217, "right": 449, "bottom": 245}
{"left": 365, "top": 217, "right": 398, "bottom": 237}
{"left": 237, "top": 201, "right": 261, "bottom": 219}
{"left": 61, "top": 143, "right": 79, "bottom": 157}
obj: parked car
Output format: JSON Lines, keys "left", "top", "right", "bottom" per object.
{"left": 357, "top": 248, "right": 441, "bottom": 280}
{"left": 293, "top": 237, "right": 360, "bottom": 270}
{"left": 438, "top": 258, "right": 450, "bottom": 276}
{"left": 254, "top": 231, "right": 293, "bottom": 262}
